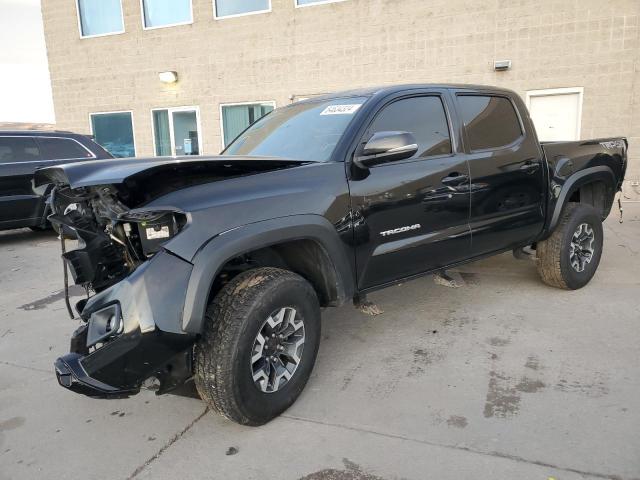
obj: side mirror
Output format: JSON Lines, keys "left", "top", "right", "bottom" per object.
{"left": 353, "top": 131, "right": 418, "bottom": 169}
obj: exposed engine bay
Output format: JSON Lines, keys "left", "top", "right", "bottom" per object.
{"left": 50, "top": 184, "right": 186, "bottom": 296}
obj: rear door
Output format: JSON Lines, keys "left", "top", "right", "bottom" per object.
{"left": 349, "top": 91, "right": 471, "bottom": 289}
{"left": 453, "top": 92, "right": 545, "bottom": 255}
{"left": 0, "top": 136, "right": 44, "bottom": 225}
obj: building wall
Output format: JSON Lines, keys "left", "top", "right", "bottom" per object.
{"left": 41, "top": 0, "right": 640, "bottom": 192}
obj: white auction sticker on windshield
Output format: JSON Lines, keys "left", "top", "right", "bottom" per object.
{"left": 320, "top": 104, "right": 363, "bottom": 116}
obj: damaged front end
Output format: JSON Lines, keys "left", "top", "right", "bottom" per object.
{"left": 49, "top": 184, "right": 196, "bottom": 398}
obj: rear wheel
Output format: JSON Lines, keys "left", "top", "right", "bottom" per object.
{"left": 194, "top": 267, "right": 321, "bottom": 426}
{"left": 536, "top": 202, "right": 603, "bottom": 290}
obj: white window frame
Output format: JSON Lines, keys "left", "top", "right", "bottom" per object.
{"left": 525, "top": 87, "right": 584, "bottom": 141}
{"left": 219, "top": 100, "right": 277, "bottom": 148}
{"left": 294, "top": 0, "right": 347, "bottom": 8}
{"left": 89, "top": 110, "right": 137, "bottom": 157}
{"left": 213, "top": 0, "right": 272, "bottom": 20}
{"left": 75, "top": 0, "right": 126, "bottom": 39}
{"left": 140, "top": 0, "right": 194, "bottom": 30}
{"left": 151, "top": 106, "right": 203, "bottom": 156}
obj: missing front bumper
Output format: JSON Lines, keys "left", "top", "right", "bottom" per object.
{"left": 55, "top": 326, "right": 195, "bottom": 399}
{"left": 52, "top": 249, "right": 197, "bottom": 399}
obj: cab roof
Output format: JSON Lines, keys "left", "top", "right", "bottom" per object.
{"left": 298, "top": 83, "right": 516, "bottom": 103}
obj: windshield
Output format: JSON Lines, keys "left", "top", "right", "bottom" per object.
{"left": 223, "top": 97, "right": 368, "bottom": 161}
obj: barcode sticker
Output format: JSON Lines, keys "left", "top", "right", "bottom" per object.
{"left": 320, "top": 104, "right": 363, "bottom": 116}
{"left": 146, "top": 226, "right": 170, "bottom": 240}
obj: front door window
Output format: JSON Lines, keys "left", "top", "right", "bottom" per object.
{"left": 152, "top": 107, "right": 201, "bottom": 156}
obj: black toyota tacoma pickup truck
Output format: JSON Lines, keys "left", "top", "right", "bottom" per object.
{"left": 37, "top": 84, "right": 627, "bottom": 426}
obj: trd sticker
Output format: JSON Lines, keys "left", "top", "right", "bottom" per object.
{"left": 320, "top": 104, "right": 363, "bottom": 115}
{"left": 600, "top": 140, "right": 624, "bottom": 150}
{"left": 380, "top": 224, "right": 421, "bottom": 237}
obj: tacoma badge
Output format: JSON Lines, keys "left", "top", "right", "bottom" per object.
{"left": 380, "top": 224, "right": 421, "bottom": 237}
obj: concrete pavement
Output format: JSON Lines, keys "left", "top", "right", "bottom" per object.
{"left": 1, "top": 206, "right": 639, "bottom": 480}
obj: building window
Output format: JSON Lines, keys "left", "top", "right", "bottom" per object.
{"left": 295, "top": 0, "right": 347, "bottom": 7}
{"left": 221, "top": 102, "right": 275, "bottom": 147}
{"left": 152, "top": 107, "right": 202, "bottom": 156}
{"left": 457, "top": 95, "right": 523, "bottom": 151}
{"left": 142, "top": 0, "right": 192, "bottom": 29}
{"left": 90, "top": 112, "right": 136, "bottom": 158}
{"left": 76, "top": 0, "right": 124, "bottom": 38}
{"left": 214, "top": 0, "right": 271, "bottom": 19}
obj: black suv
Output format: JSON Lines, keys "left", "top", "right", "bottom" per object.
{"left": 0, "top": 131, "right": 112, "bottom": 231}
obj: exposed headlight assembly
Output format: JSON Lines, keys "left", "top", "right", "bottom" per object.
{"left": 118, "top": 210, "right": 187, "bottom": 257}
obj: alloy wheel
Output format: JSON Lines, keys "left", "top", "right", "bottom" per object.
{"left": 569, "top": 223, "right": 595, "bottom": 273}
{"left": 250, "top": 307, "right": 305, "bottom": 393}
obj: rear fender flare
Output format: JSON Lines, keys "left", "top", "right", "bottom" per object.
{"left": 546, "top": 166, "right": 616, "bottom": 234}
{"left": 180, "top": 215, "right": 354, "bottom": 333}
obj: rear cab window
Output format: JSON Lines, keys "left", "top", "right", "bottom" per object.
{"left": 36, "top": 137, "right": 95, "bottom": 160}
{"left": 0, "top": 137, "right": 42, "bottom": 163}
{"left": 367, "top": 96, "right": 452, "bottom": 160}
{"left": 457, "top": 95, "right": 523, "bottom": 151}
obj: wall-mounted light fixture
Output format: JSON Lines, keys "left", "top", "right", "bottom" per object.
{"left": 158, "top": 71, "right": 178, "bottom": 84}
{"left": 494, "top": 60, "right": 512, "bottom": 72}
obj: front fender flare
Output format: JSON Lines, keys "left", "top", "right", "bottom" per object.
{"left": 180, "top": 215, "right": 354, "bottom": 334}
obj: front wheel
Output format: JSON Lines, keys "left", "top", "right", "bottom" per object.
{"left": 194, "top": 267, "right": 321, "bottom": 426}
{"left": 536, "top": 202, "right": 604, "bottom": 290}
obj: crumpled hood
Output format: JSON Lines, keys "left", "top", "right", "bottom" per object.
{"left": 35, "top": 155, "right": 310, "bottom": 189}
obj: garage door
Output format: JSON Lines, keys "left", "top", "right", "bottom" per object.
{"left": 526, "top": 88, "right": 583, "bottom": 142}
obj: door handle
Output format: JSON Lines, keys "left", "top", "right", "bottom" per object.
{"left": 441, "top": 173, "right": 469, "bottom": 186}
{"left": 520, "top": 162, "right": 541, "bottom": 173}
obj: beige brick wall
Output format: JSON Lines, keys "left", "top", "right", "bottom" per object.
{"left": 42, "top": 0, "right": 640, "bottom": 188}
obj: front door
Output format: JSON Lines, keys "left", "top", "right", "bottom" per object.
{"left": 348, "top": 93, "right": 471, "bottom": 290}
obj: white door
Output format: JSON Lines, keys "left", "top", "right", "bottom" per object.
{"left": 526, "top": 88, "right": 583, "bottom": 142}
{"left": 152, "top": 106, "right": 202, "bottom": 156}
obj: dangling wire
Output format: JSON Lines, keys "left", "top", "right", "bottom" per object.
{"left": 60, "top": 234, "right": 75, "bottom": 320}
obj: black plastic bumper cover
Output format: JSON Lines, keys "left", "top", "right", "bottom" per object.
{"left": 53, "top": 250, "right": 196, "bottom": 399}
{"left": 55, "top": 353, "right": 138, "bottom": 399}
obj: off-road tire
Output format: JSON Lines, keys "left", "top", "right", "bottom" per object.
{"left": 194, "top": 267, "right": 321, "bottom": 426}
{"left": 536, "top": 202, "right": 603, "bottom": 290}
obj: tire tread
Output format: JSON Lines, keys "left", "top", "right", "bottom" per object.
{"left": 537, "top": 202, "right": 602, "bottom": 290}
{"left": 194, "top": 267, "right": 309, "bottom": 425}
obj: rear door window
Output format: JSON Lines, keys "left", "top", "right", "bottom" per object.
{"left": 0, "top": 137, "right": 42, "bottom": 163}
{"left": 367, "top": 96, "right": 452, "bottom": 159}
{"left": 457, "top": 95, "right": 523, "bottom": 151}
{"left": 37, "top": 137, "right": 94, "bottom": 160}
